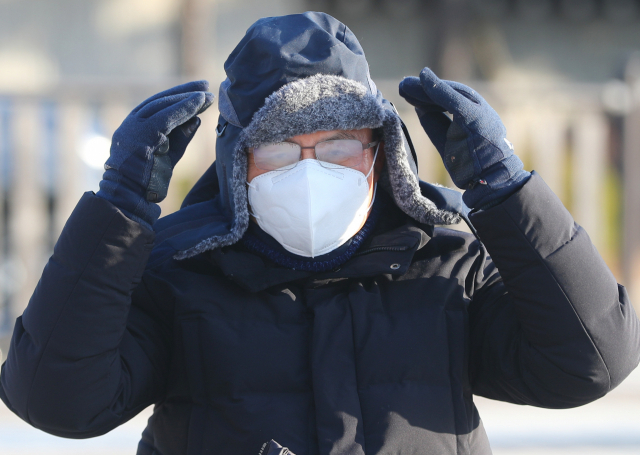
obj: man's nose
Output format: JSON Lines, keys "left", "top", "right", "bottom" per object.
{"left": 300, "top": 147, "right": 316, "bottom": 160}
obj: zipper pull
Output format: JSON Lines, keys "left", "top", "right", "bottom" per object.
{"left": 258, "top": 440, "right": 296, "bottom": 455}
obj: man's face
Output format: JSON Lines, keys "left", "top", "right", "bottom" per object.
{"left": 247, "top": 128, "right": 384, "bottom": 183}
{"left": 247, "top": 128, "right": 385, "bottom": 229}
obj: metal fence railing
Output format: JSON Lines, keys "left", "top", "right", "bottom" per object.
{"left": 0, "top": 77, "right": 639, "bottom": 342}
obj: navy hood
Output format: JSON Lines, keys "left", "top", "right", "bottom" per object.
{"left": 218, "top": 12, "right": 379, "bottom": 128}
{"left": 152, "top": 12, "right": 462, "bottom": 263}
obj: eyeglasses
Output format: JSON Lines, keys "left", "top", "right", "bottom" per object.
{"left": 250, "top": 139, "right": 379, "bottom": 171}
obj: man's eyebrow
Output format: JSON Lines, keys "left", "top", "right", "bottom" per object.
{"left": 325, "top": 131, "right": 359, "bottom": 141}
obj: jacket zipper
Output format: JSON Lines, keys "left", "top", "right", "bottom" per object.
{"left": 352, "top": 245, "right": 410, "bottom": 258}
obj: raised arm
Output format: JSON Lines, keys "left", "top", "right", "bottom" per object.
{"left": 400, "top": 68, "right": 640, "bottom": 407}
{"left": 0, "top": 82, "right": 214, "bottom": 436}
{"left": 468, "top": 172, "right": 640, "bottom": 407}
{"left": 1, "top": 194, "right": 165, "bottom": 436}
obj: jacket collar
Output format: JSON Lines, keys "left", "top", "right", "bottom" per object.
{"left": 150, "top": 179, "right": 471, "bottom": 279}
{"left": 208, "top": 217, "right": 431, "bottom": 293}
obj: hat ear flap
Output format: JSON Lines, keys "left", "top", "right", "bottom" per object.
{"left": 384, "top": 101, "right": 419, "bottom": 178}
{"left": 379, "top": 111, "right": 460, "bottom": 226}
{"left": 401, "top": 120, "right": 419, "bottom": 178}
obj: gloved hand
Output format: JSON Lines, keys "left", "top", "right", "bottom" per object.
{"left": 399, "top": 68, "right": 530, "bottom": 210}
{"left": 96, "top": 81, "right": 214, "bottom": 228}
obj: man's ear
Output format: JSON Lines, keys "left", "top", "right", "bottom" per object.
{"left": 373, "top": 142, "right": 385, "bottom": 183}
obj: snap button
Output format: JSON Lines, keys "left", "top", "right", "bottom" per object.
{"left": 390, "top": 263, "right": 400, "bottom": 270}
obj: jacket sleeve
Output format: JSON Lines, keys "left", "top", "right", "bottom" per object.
{"left": 0, "top": 192, "right": 174, "bottom": 438}
{"left": 467, "top": 171, "right": 640, "bottom": 408}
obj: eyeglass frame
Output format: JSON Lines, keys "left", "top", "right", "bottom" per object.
{"left": 249, "top": 139, "right": 381, "bottom": 171}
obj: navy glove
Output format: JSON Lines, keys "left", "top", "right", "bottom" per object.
{"left": 399, "top": 68, "right": 530, "bottom": 210}
{"left": 97, "top": 81, "right": 214, "bottom": 228}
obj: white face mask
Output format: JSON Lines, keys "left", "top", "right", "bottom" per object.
{"left": 247, "top": 152, "right": 377, "bottom": 258}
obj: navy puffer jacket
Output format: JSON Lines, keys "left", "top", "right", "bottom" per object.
{"left": 1, "top": 11, "right": 640, "bottom": 455}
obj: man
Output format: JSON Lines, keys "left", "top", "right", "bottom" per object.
{"left": 1, "top": 11, "right": 639, "bottom": 455}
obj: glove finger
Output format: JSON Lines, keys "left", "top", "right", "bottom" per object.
{"left": 399, "top": 77, "right": 446, "bottom": 112}
{"left": 419, "top": 68, "right": 478, "bottom": 115}
{"left": 138, "top": 91, "right": 214, "bottom": 120}
{"left": 131, "top": 80, "right": 210, "bottom": 114}
{"left": 167, "top": 116, "right": 201, "bottom": 166}
{"left": 196, "top": 91, "right": 215, "bottom": 115}
{"left": 444, "top": 80, "right": 485, "bottom": 106}
{"left": 417, "top": 110, "right": 452, "bottom": 155}
{"left": 399, "top": 76, "right": 433, "bottom": 105}
{"left": 137, "top": 92, "right": 197, "bottom": 119}
{"left": 153, "top": 92, "right": 213, "bottom": 134}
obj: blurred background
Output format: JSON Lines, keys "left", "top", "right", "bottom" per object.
{"left": 0, "top": 0, "right": 640, "bottom": 454}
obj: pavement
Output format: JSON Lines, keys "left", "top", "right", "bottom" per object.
{"left": 0, "top": 404, "right": 152, "bottom": 455}
{"left": 477, "top": 365, "right": 640, "bottom": 455}
{"left": 0, "top": 367, "right": 639, "bottom": 454}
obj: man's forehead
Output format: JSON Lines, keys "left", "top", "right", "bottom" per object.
{"left": 331, "top": 131, "right": 366, "bottom": 140}
{"left": 286, "top": 128, "right": 373, "bottom": 144}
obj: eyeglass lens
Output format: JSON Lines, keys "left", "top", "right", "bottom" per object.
{"left": 252, "top": 139, "right": 368, "bottom": 171}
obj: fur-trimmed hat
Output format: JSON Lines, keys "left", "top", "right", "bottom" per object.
{"left": 171, "top": 12, "right": 459, "bottom": 260}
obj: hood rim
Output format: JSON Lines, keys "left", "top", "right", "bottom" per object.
{"left": 174, "top": 75, "right": 459, "bottom": 260}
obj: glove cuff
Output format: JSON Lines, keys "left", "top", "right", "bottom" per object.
{"left": 97, "top": 171, "right": 160, "bottom": 228}
{"left": 463, "top": 169, "right": 531, "bottom": 210}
